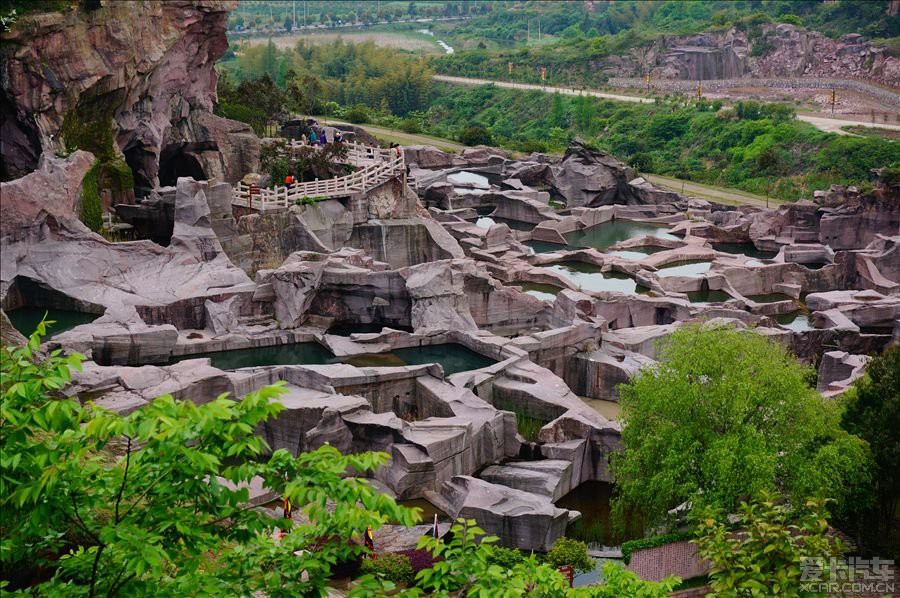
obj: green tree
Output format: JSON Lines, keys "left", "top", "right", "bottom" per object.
{"left": 612, "top": 323, "right": 873, "bottom": 528}
{"left": 460, "top": 125, "right": 493, "bottom": 146}
{"left": 544, "top": 537, "right": 593, "bottom": 574}
{"left": 840, "top": 346, "right": 900, "bottom": 547}
{"left": 693, "top": 492, "right": 845, "bottom": 596}
{"left": 0, "top": 325, "right": 415, "bottom": 596}
{"left": 411, "top": 519, "right": 678, "bottom": 597}
{"left": 262, "top": 38, "right": 278, "bottom": 80}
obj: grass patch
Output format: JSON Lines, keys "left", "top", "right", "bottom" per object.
{"left": 496, "top": 404, "right": 550, "bottom": 442}
{"left": 841, "top": 125, "right": 900, "bottom": 140}
{"left": 566, "top": 518, "right": 610, "bottom": 545}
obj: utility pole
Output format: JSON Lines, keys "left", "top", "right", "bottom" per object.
{"left": 697, "top": 80, "right": 702, "bottom": 101}
{"left": 646, "top": 73, "right": 650, "bottom": 93}
{"left": 538, "top": 17, "right": 541, "bottom": 41}
{"left": 293, "top": 0, "right": 296, "bottom": 30}
{"left": 831, "top": 88, "right": 836, "bottom": 116}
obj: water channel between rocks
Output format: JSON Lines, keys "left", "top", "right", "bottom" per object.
{"left": 172, "top": 342, "right": 496, "bottom": 375}
{"left": 545, "top": 262, "right": 649, "bottom": 295}
{"left": 527, "top": 219, "right": 679, "bottom": 254}
{"left": 7, "top": 307, "right": 99, "bottom": 338}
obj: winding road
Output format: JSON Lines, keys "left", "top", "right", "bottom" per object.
{"left": 433, "top": 75, "right": 900, "bottom": 135}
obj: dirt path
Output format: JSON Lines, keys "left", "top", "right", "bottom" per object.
{"left": 433, "top": 74, "right": 899, "bottom": 135}
{"left": 643, "top": 174, "right": 786, "bottom": 208}
{"left": 324, "top": 120, "right": 465, "bottom": 152}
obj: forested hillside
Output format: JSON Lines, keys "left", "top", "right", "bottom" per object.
{"left": 216, "top": 39, "right": 899, "bottom": 201}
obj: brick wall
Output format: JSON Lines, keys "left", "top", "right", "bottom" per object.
{"left": 627, "top": 539, "right": 709, "bottom": 582}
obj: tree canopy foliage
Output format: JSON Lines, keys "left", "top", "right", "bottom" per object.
{"left": 421, "top": 85, "right": 900, "bottom": 200}
{"left": 840, "top": 346, "right": 900, "bottom": 552}
{"left": 693, "top": 492, "right": 846, "bottom": 596}
{"left": 220, "top": 38, "right": 433, "bottom": 117}
{"left": 612, "top": 323, "right": 874, "bottom": 528}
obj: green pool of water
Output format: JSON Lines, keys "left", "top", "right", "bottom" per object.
{"left": 747, "top": 293, "right": 794, "bottom": 304}
{"left": 579, "top": 396, "right": 621, "bottom": 420}
{"left": 565, "top": 220, "right": 679, "bottom": 251}
{"left": 6, "top": 307, "right": 99, "bottom": 338}
{"left": 656, "top": 260, "right": 712, "bottom": 277}
{"left": 712, "top": 242, "right": 777, "bottom": 260}
{"left": 545, "top": 262, "right": 649, "bottom": 295}
{"left": 172, "top": 343, "right": 335, "bottom": 369}
{"left": 686, "top": 289, "right": 732, "bottom": 304}
{"left": 526, "top": 240, "right": 569, "bottom": 254}
{"left": 396, "top": 498, "right": 448, "bottom": 524}
{"left": 509, "top": 281, "right": 561, "bottom": 302}
{"left": 174, "top": 342, "right": 495, "bottom": 375}
{"left": 605, "top": 246, "right": 666, "bottom": 260}
{"left": 774, "top": 312, "right": 815, "bottom": 332}
{"left": 526, "top": 220, "right": 678, "bottom": 254}
{"left": 556, "top": 482, "right": 643, "bottom": 549}
{"left": 343, "top": 344, "right": 496, "bottom": 375}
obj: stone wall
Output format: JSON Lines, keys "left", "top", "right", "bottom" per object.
{"left": 627, "top": 539, "right": 709, "bottom": 583}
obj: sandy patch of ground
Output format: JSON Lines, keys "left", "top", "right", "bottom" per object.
{"left": 243, "top": 31, "right": 440, "bottom": 52}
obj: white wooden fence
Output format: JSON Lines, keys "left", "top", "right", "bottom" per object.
{"left": 232, "top": 142, "right": 405, "bottom": 211}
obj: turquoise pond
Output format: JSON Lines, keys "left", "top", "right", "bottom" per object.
{"left": 342, "top": 344, "right": 496, "bottom": 375}
{"left": 527, "top": 220, "right": 678, "bottom": 254}
{"left": 6, "top": 307, "right": 99, "bottom": 337}
{"left": 545, "top": 262, "right": 648, "bottom": 294}
{"left": 774, "top": 312, "right": 816, "bottom": 332}
{"left": 556, "top": 481, "right": 643, "bottom": 549}
{"left": 655, "top": 260, "right": 712, "bottom": 277}
{"left": 712, "top": 242, "right": 777, "bottom": 260}
{"left": 511, "top": 281, "right": 563, "bottom": 302}
{"left": 173, "top": 343, "right": 495, "bottom": 375}
{"left": 686, "top": 289, "right": 732, "bottom": 304}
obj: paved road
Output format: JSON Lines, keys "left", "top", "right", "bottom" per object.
{"left": 433, "top": 75, "right": 900, "bottom": 135}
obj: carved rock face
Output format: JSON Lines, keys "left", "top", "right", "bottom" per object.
{"left": 0, "top": 1, "right": 257, "bottom": 186}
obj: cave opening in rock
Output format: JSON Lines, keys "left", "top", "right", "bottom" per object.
{"left": 123, "top": 145, "right": 156, "bottom": 196}
{"left": 158, "top": 143, "right": 207, "bottom": 187}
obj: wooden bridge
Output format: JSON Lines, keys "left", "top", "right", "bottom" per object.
{"left": 232, "top": 141, "right": 406, "bottom": 211}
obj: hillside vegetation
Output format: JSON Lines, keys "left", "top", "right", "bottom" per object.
{"left": 433, "top": 0, "right": 899, "bottom": 86}
{"left": 421, "top": 84, "right": 900, "bottom": 200}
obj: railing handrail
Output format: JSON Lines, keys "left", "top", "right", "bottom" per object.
{"left": 232, "top": 143, "right": 405, "bottom": 210}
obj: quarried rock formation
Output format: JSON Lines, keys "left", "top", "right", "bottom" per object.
{"left": 0, "top": 1, "right": 259, "bottom": 187}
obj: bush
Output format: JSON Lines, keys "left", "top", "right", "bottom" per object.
{"left": 459, "top": 125, "right": 492, "bottom": 146}
{"left": 544, "top": 537, "right": 593, "bottom": 574}
{"left": 343, "top": 104, "right": 371, "bottom": 124}
{"left": 360, "top": 552, "right": 415, "bottom": 585}
{"left": 79, "top": 161, "right": 103, "bottom": 232}
{"left": 399, "top": 117, "right": 422, "bottom": 134}
{"left": 486, "top": 546, "right": 527, "bottom": 570}
{"left": 396, "top": 548, "right": 438, "bottom": 573}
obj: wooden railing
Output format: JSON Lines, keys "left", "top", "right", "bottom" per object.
{"left": 232, "top": 142, "right": 405, "bottom": 211}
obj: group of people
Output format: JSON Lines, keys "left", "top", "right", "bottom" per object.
{"left": 305, "top": 126, "right": 343, "bottom": 146}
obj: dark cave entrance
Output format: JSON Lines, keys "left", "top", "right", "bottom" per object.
{"left": 123, "top": 145, "right": 156, "bottom": 197}
{"left": 158, "top": 143, "right": 207, "bottom": 187}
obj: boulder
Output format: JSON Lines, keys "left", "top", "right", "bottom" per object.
{"left": 549, "top": 143, "right": 635, "bottom": 208}
{"left": 204, "top": 296, "right": 240, "bottom": 335}
{"left": 439, "top": 476, "right": 574, "bottom": 551}
{"left": 402, "top": 145, "right": 461, "bottom": 169}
